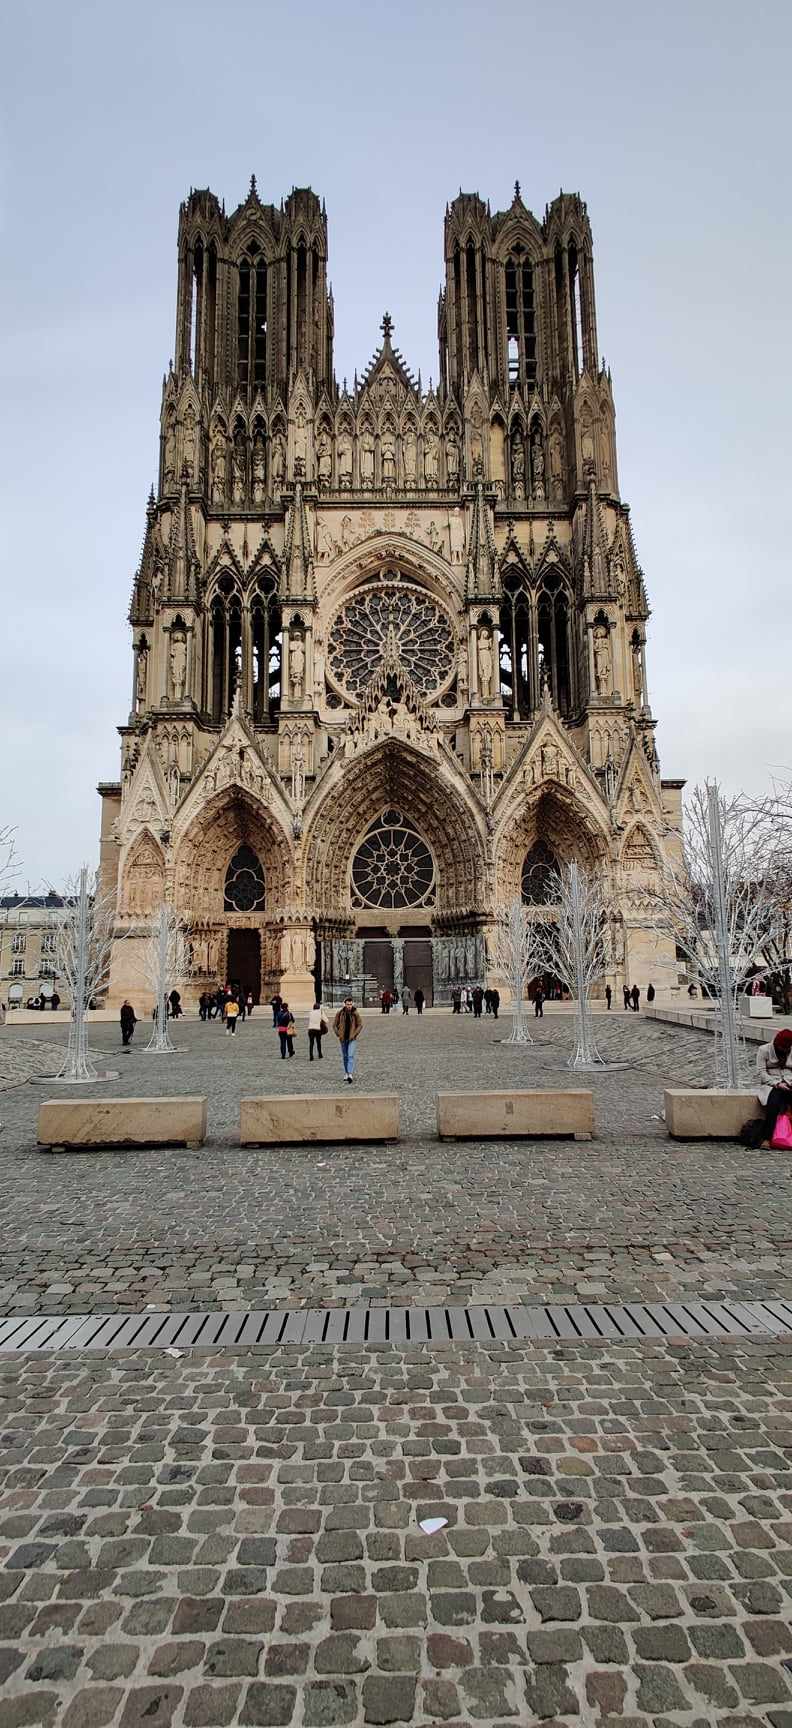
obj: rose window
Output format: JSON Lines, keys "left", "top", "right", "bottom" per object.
{"left": 351, "top": 809, "right": 436, "bottom": 909}
{"left": 327, "top": 579, "right": 455, "bottom": 698}
{"left": 224, "top": 844, "right": 266, "bottom": 912}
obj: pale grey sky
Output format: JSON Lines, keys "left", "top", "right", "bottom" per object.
{"left": 1, "top": 0, "right": 790, "bottom": 884}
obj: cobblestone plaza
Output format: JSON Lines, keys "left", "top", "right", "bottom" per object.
{"left": 2, "top": 1013, "right": 792, "bottom": 1726}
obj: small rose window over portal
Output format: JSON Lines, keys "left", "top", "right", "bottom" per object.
{"left": 351, "top": 810, "right": 436, "bottom": 910}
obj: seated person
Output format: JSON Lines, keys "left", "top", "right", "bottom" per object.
{"left": 756, "top": 1028, "right": 792, "bottom": 1145}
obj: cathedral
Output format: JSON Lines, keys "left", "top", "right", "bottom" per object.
{"left": 99, "top": 177, "right": 684, "bottom": 1009}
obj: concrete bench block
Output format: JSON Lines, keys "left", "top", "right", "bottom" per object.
{"left": 240, "top": 1093, "right": 400, "bottom": 1146}
{"left": 664, "top": 1088, "right": 762, "bottom": 1140}
{"left": 38, "top": 1096, "right": 207, "bottom": 1152}
{"left": 437, "top": 1089, "right": 594, "bottom": 1141}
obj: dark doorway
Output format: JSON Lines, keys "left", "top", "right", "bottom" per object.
{"left": 227, "top": 928, "right": 261, "bottom": 1002}
{"left": 362, "top": 934, "right": 394, "bottom": 1001}
{"left": 403, "top": 939, "right": 433, "bottom": 1005}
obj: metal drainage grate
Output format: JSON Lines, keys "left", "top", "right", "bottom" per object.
{"left": 1, "top": 1297, "right": 792, "bottom": 1355}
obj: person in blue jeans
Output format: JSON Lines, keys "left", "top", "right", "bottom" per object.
{"left": 333, "top": 996, "right": 363, "bottom": 1083}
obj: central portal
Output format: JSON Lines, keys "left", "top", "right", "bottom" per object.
{"left": 227, "top": 929, "right": 261, "bottom": 1002}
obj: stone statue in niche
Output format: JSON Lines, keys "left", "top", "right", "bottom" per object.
{"left": 477, "top": 627, "right": 495, "bottom": 702}
{"left": 381, "top": 432, "right": 396, "bottom": 484}
{"left": 270, "top": 431, "right": 285, "bottom": 491}
{"left": 337, "top": 433, "right": 353, "bottom": 486}
{"left": 291, "top": 735, "right": 305, "bottom": 806}
{"left": 632, "top": 640, "right": 644, "bottom": 707}
{"left": 317, "top": 518, "right": 336, "bottom": 561}
{"left": 294, "top": 406, "right": 308, "bottom": 470}
{"left": 135, "top": 644, "right": 148, "bottom": 710}
{"left": 210, "top": 428, "right": 226, "bottom": 504}
{"left": 182, "top": 408, "right": 197, "bottom": 482}
{"left": 231, "top": 429, "right": 246, "bottom": 505}
{"left": 251, "top": 430, "right": 266, "bottom": 503}
{"left": 403, "top": 427, "right": 417, "bottom": 485}
{"left": 163, "top": 407, "right": 176, "bottom": 490}
{"left": 360, "top": 430, "right": 375, "bottom": 485}
{"left": 289, "top": 635, "right": 305, "bottom": 701}
{"left": 531, "top": 428, "right": 546, "bottom": 500}
{"left": 423, "top": 431, "right": 439, "bottom": 485}
{"left": 170, "top": 632, "right": 187, "bottom": 702}
{"left": 446, "top": 427, "right": 460, "bottom": 485}
{"left": 549, "top": 430, "right": 564, "bottom": 500}
{"left": 510, "top": 435, "right": 525, "bottom": 499}
{"left": 316, "top": 431, "right": 332, "bottom": 484}
{"left": 593, "top": 625, "right": 612, "bottom": 698}
{"left": 480, "top": 728, "right": 494, "bottom": 806}
{"left": 581, "top": 416, "right": 595, "bottom": 469}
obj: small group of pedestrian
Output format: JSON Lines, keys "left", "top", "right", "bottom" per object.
{"left": 483, "top": 989, "right": 500, "bottom": 1018}
{"left": 623, "top": 984, "right": 641, "bottom": 1012}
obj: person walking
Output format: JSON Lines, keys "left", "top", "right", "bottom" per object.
{"left": 225, "top": 995, "right": 240, "bottom": 1036}
{"left": 169, "top": 988, "right": 182, "bottom": 1019}
{"left": 646, "top": 982, "right": 655, "bottom": 1004}
{"left": 308, "top": 1001, "right": 327, "bottom": 1060}
{"left": 120, "top": 1000, "right": 136, "bottom": 1048}
{"left": 484, "top": 989, "right": 493, "bottom": 1015}
{"left": 490, "top": 988, "right": 500, "bottom": 1020}
{"left": 472, "top": 986, "right": 484, "bottom": 1019}
{"left": 623, "top": 985, "right": 631, "bottom": 1010}
{"left": 414, "top": 988, "right": 425, "bottom": 1016}
{"left": 380, "top": 989, "right": 391, "bottom": 1014}
{"left": 631, "top": 984, "right": 640, "bottom": 1012}
{"left": 333, "top": 995, "right": 363, "bottom": 1083}
{"left": 401, "top": 985, "right": 412, "bottom": 1015}
{"left": 605, "top": 984, "right": 612, "bottom": 1011}
{"left": 270, "top": 992, "right": 283, "bottom": 1028}
{"left": 451, "top": 987, "right": 461, "bottom": 1014}
{"left": 245, "top": 991, "right": 254, "bottom": 1018}
{"left": 534, "top": 988, "right": 544, "bottom": 1019}
{"left": 276, "top": 1001, "right": 295, "bottom": 1058}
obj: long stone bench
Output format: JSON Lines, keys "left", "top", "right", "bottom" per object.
{"left": 664, "top": 1089, "right": 762, "bottom": 1140}
{"left": 437, "top": 1089, "right": 594, "bottom": 1141}
{"left": 38, "top": 1097, "right": 207, "bottom": 1153}
{"left": 240, "top": 1093, "right": 400, "bottom": 1146}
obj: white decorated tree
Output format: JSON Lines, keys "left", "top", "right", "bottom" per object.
{"left": 141, "top": 902, "right": 189, "bottom": 1054}
{"left": 0, "top": 826, "right": 19, "bottom": 894}
{"left": 532, "top": 860, "right": 609, "bottom": 1068}
{"left": 53, "top": 868, "right": 117, "bottom": 1082}
{"left": 492, "top": 898, "right": 543, "bottom": 1045}
{"left": 634, "top": 782, "right": 785, "bottom": 1086}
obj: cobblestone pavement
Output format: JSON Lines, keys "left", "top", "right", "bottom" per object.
{"left": 3, "top": 1340, "right": 792, "bottom": 1727}
{"left": 0, "top": 1016, "right": 790, "bottom": 1315}
{"left": 0, "top": 1041, "right": 70, "bottom": 1094}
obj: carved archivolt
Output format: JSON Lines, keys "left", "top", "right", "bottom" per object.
{"left": 303, "top": 740, "right": 485, "bottom": 918}
{"left": 495, "top": 788, "right": 607, "bottom": 904}
{"left": 173, "top": 790, "right": 292, "bottom": 920}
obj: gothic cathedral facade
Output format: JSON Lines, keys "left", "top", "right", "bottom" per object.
{"left": 99, "top": 178, "right": 684, "bottom": 1008}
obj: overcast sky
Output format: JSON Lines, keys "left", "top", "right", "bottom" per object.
{"left": 1, "top": 0, "right": 790, "bottom": 886}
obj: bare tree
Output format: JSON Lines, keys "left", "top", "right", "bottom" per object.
{"left": 532, "top": 861, "right": 609, "bottom": 1068}
{"left": 53, "top": 868, "right": 118, "bottom": 1082}
{"left": 140, "top": 903, "right": 188, "bottom": 1054}
{"left": 633, "top": 782, "right": 785, "bottom": 1086}
{"left": 492, "top": 898, "right": 543, "bottom": 1044}
{"left": 0, "top": 827, "right": 19, "bottom": 895}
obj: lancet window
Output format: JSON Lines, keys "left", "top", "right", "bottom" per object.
{"left": 521, "top": 840, "right": 560, "bottom": 906}
{"left": 208, "top": 572, "right": 282, "bottom": 723}
{"left": 238, "top": 243, "right": 267, "bottom": 389}
{"left": 505, "top": 247, "right": 537, "bottom": 391}
{"left": 499, "top": 568, "right": 575, "bottom": 720}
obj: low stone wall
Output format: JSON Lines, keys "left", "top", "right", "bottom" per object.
{"left": 38, "top": 1097, "right": 207, "bottom": 1152}
{"left": 240, "top": 1093, "right": 400, "bottom": 1145}
{"left": 437, "top": 1089, "right": 594, "bottom": 1141}
{"left": 664, "top": 1088, "right": 762, "bottom": 1140}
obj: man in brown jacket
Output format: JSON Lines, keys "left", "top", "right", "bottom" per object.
{"left": 333, "top": 996, "right": 363, "bottom": 1083}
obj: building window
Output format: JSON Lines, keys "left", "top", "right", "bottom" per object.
{"left": 39, "top": 962, "right": 56, "bottom": 980}
{"left": 224, "top": 845, "right": 266, "bottom": 913}
{"left": 41, "top": 932, "right": 56, "bottom": 955}
{"left": 238, "top": 245, "right": 267, "bottom": 390}
{"left": 10, "top": 958, "right": 25, "bottom": 978}
{"left": 351, "top": 810, "right": 436, "bottom": 910}
{"left": 11, "top": 932, "right": 25, "bottom": 954}
{"left": 505, "top": 248, "right": 537, "bottom": 390}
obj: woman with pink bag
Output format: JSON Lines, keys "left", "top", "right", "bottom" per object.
{"left": 756, "top": 1029, "right": 792, "bottom": 1148}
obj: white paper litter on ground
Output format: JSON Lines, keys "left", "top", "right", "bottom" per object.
{"left": 166, "top": 1347, "right": 183, "bottom": 1358}
{"left": 419, "top": 1517, "right": 448, "bottom": 1534}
